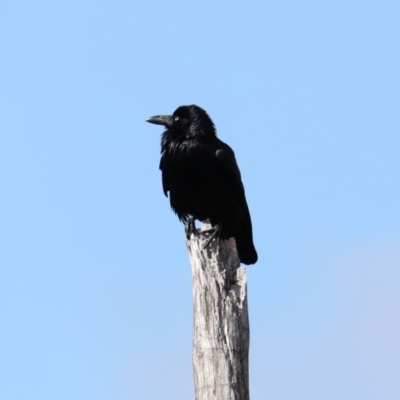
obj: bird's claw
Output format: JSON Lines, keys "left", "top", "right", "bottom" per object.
{"left": 185, "top": 218, "right": 197, "bottom": 239}
{"left": 202, "top": 225, "right": 221, "bottom": 249}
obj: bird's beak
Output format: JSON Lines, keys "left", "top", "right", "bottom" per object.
{"left": 146, "top": 115, "right": 174, "bottom": 127}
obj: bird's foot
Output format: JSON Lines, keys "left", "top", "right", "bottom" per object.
{"left": 185, "top": 218, "right": 197, "bottom": 239}
{"left": 202, "top": 224, "right": 221, "bottom": 249}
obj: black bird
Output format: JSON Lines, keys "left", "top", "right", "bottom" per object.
{"left": 146, "top": 105, "right": 258, "bottom": 265}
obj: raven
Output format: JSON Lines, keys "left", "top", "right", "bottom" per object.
{"left": 146, "top": 105, "right": 258, "bottom": 265}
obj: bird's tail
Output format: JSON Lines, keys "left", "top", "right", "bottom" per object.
{"left": 235, "top": 232, "right": 258, "bottom": 265}
{"left": 233, "top": 203, "right": 258, "bottom": 265}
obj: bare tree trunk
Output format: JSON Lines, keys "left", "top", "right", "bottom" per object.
{"left": 186, "top": 221, "right": 250, "bottom": 400}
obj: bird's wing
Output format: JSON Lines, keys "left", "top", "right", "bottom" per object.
{"left": 159, "top": 156, "right": 169, "bottom": 197}
{"left": 215, "top": 143, "right": 245, "bottom": 197}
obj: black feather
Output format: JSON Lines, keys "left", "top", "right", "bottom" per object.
{"left": 147, "top": 105, "right": 258, "bottom": 265}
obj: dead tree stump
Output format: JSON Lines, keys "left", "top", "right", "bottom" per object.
{"left": 186, "top": 221, "right": 250, "bottom": 400}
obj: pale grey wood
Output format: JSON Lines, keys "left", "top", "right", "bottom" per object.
{"left": 186, "top": 221, "right": 250, "bottom": 400}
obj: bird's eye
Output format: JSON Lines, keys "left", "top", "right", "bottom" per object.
{"left": 174, "top": 116, "right": 180, "bottom": 121}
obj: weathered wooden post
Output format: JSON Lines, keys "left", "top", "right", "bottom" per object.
{"left": 186, "top": 221, "right": 250, "bottom": 400}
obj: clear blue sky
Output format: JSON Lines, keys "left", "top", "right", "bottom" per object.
{"left": 1, "top": 1, "right": 399, "bottom": 399}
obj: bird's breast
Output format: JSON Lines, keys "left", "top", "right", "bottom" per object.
{"left": 163, "top": 144, "right": 230, "bottom": 219}
{"left": 166, "top": 145, "right": 218, "bottom": 185}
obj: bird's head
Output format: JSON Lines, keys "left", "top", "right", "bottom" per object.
{"left": 146, "top": 105, "right": 216, "bottom": 138}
